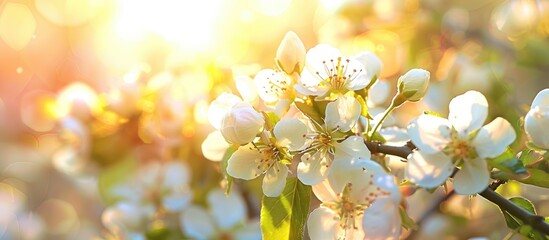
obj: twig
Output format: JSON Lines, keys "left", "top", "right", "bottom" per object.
{"left": 364, "top": 141, "right": 549, "bottom": 235}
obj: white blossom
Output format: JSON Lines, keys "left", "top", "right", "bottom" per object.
{"left": 406, "top": 91, "right": 516, "bottom": 194}
{"left": 524, "top": 88, "right": 549, "bottom": 149}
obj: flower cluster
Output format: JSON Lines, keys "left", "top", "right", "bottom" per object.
{"left": 203, "top": 31, "right": 547, "bottom": 239}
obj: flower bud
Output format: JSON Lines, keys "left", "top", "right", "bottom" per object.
{"left": 220, "top": 103, "right": 265, "bottom": 145}
{"left": 275, "top": 31, "right": 306, "bottom": 75}
{"left": 397, "top": 68, "right": 430, "bottom": 102}
{"left": 525, "top": 89, "right": 549, "bottom": 149}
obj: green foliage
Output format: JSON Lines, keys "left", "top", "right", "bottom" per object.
{"left": 499, "top": 197, "right": 548, "bottom": 240}
{"left": 98, "top": 155, "right": 137, "bottom": 205}
{"left": 262, "top": 111, "right": 280, "bottom": 131}
{"left": 222, "top": 145, "right": 239, "bottom": 195}
{"left": 399, "top": 206, "right": 418, "bottom": 230}
{"left": 294, "top": 97, "right": 331, "bottom": 127}
{"left": 260, "top": 177, "right": 311, "bottom": 240}
{"left": 488, "top": 148, "right": 527, "bottom": 175}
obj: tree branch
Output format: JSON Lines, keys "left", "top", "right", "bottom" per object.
{"left": 365, "top": 141, "right": 549, "bottom": 235}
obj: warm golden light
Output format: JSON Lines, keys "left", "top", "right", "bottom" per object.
{"left": 0, "top": 3, "right": 36, "bottom": 50}
{"left": 113, "top": 0, "right": 223, "bottom": 52}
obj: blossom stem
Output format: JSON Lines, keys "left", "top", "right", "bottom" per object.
{"left": 364, "top": 141, "right": 549, "bottom": 235}
{"left": 369, "top": 105, "right": 395, "bottom": 139}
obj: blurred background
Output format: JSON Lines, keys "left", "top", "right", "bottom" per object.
{"left": 0, "top": 0, "right": 548, "bottom": 239}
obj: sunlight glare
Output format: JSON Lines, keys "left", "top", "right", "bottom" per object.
{"left": 114, "top": 0, "right": 223, "bottom": 52}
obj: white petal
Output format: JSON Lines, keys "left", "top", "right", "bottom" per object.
{"left": 311, "top": 178, "right": 338, "bottom": 203}
{"left": 207, "top": 188, "right": 246, "bottom": 229}
{"left": 343, "top": 58, "right": 369, "bottom": 90}
{"left": 367, "top": 80, "right": 390, "bottom": 106}
{"left": 254, "top": 69, "right": 286, "bottom": 103}
{"left": 233, "top": 220, "right": 262, "bottom": 240}
{"left": 305, "top": 44, "right": 342, "bottom": 80}
{"left": 407, "top": 114, "right": 452, "bottom": 154}
{"left": 405, "top": 151, "right": 454, "bottom": 189}
{"left": 307, "top": 207, "right": 339, "bottom": 240}
{"left": 226, "top": 146, "right": 262, "bottom": 180}
{"left": 325, "top": 95, "right": 361, "bottom": 132}
{"left": 162, "top": 191, "right": 192, "bottom": 212}
{"left": 235, "top": 75, "right": 259, "bottom": 104}
{"left": 297, "top": 151, "right": 330, "bottom": 185}
{"left": 531, "top": 88, "right": 549, "bottom": 108}
{"left": 180, "top": 206, "right": 216, "bottom": 239}
{"left": 379, "top": 127, "right": 409, "bottom": 146}
{"left": 262, "top": 162, "right": 288, "bottom": 197}
{"left": 335, "top": 136, "right": 371, "bottom": 160}
{"left": 355, "top": 51, "right": 383, "bottom": 83}
{"left": 362, "top": 198, "right": 402, "bottom": 240}
{"left": 294, "top": 82, "right": 329, "bottom": 96}
{"left": 201, "top": 130, "right": 231, "bottom": 162}
{"left": 274, "top": 118, "right": 307, "bottom": 151}
{"left": 473, "top": 117, "right": 516, "bottom": 159}
{"left": 453, "top": 158, "right": 490, "bottom": 195}
{"left": 163, "top": 162, "right": 190, "bottom": 189}
{"left": 208, "top": 93, "right": 242, "bottom": 129}
{"left": 448, "top": 91, "right": 488, "bottom": 135}
{"left": 524, "top": 107, "right": 549, "bottom": 149}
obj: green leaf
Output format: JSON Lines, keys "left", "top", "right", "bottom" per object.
{"left": 294, "top": 98, "right": 331, "bottom": 127}
{"left": 399, "top": 207, "right": 418, "bottom": 230}
{"left": 499, "top": 196, "right": 547, "bottom": 240}
{"left": 423, "top": 110, "right": 443, "bottom": 118}
{"left": 222, "top": 145, "right": 239, "bottom": 195}
{"left": 518, "top": 169, "right": 549, "bottom": 188}
{"left": 98, "top": 155, "right": 137, "bottom": 205}
{"left": 519, "top": 150, "right": 544, "bottom": 167}
{"left": 260, "top": 177, "right": 311, "bottom": 240}
{"left": 262, "top": 111, "right": 280, "bottom": 131}
{"left": 488, "top": 149, "right": 527, "bottom": 175}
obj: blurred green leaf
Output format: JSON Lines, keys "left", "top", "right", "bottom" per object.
{"left": 97, "top": 155, "right": 137, "bottom": 205}
{"left": 260, "top": 177, "right": 311, "bottom": 240}
{"left": 518, "top": 169, "right": 549, "bottom": 188}
{"left": 399, "top": 206, "right": 418, "bottom": 230}
{"left": 262, "top": 111, "right": 280, "bottom": 131}
{"left": 499, "top": 197, "right": 547, "bottom": 240}
{"left": 488, "top": 149, "right": 527, "bottom": 175}
{"left": 222, "top": 145, "right": 238, "bottom": 195}
{"left": 519, "top": 150, "right": 544, "bottom": 167}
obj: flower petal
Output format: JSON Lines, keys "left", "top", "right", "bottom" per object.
{"left": 163, "top": 191, "right": 192, "bottom": 212}
{"left": 307, "top": 207, "right": 339, "bottom": 240}
{"left": 226, "top": 146, "right": 262, "bottom": 180}
{"left": 453, "top": 158, "right": 489, "bottom": 195}
{"left": 405, "top": 151, "right": 454, "bottom": 189}
{"left": 367, "top": 80, "right": 390, "bottom": 106}
{"left": 305, "top": 44, "right": 342, "bottom": 80}
{"left": 473, "top": 117, "right": 516, "bottom": 159}
{"left": 335, "top": 136, "right": 371, "bottom": 160}
{"left": 325, "top": 95, "right": 361, "bottom": 132}
{"left": 295, "top": 69, "right": 329, "bottom": 96}
{"left": 297, "top": 151, "right": 330, "bottom": 185}
{"left": 201, "top": 130, "right": 231, "bottom": 162}
{"left": 180, "top": 206, "right": 216, "bottom": 240}
{"left": 362, "top": 198, "right": 402, "bottom": 240}
{"left": 254, "top": 69, "right": 287, "bottom": 103}
{"left": 262, "top": 162, "right": 288, "bottom": 197}
{"left": 274, "top": 118, "right": 307, "bottom": 151}
{"left": 208, "top": 93, "right": 242, "bottom": 129}
{"left": 233, "top": 220, "right": 262, "bottom": 240}
{"left": 163, "top": 162, "right": 190, "bottom": 189}
{"left": 343, "top": 58, "right": 369, "bottom": 91}
{"left": 311, "top": 178, "right": 338, "bottom": 203}
{"left": 407, "top": 114, "right": 452, "bottom": 154}
{"left": 448, "top": 91, "right": 488, "bottom": 135}
{"left": 531, "top": 88, "right": 549, "bottom": 108}
{"left": 207, "top": 188, "right": 246, "bottom": 229}
{"left": 235, "top": 75, "right": 259, "bottom": 104}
